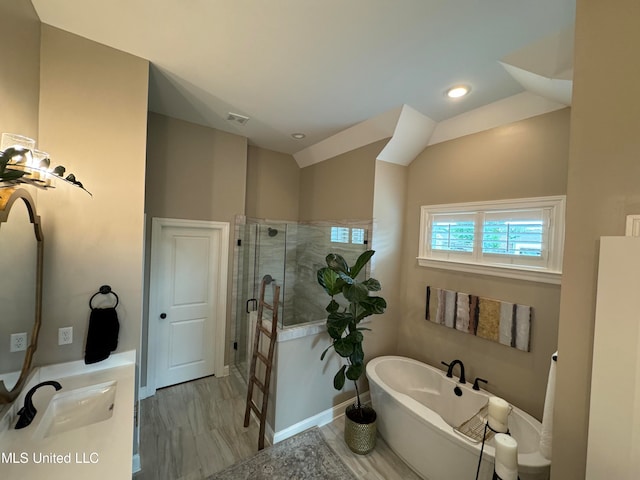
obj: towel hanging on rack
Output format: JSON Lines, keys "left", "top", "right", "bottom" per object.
{"left": 84, "top": 285, "right": 120, "bottom": 364}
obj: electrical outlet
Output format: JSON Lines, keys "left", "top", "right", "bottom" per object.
{"left": 10, "top": 332, "right": 28, "bottom": 352}
{"left": 58, "top": 326, "right": 73, "bottom": 345}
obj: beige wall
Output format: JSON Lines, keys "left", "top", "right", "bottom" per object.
{"left": 273, "top": 331, "right": 355, "bottom": 432}
{"left": 36, "top": 26, "right": 149, "bottom": 364}
{"left": 269, "top": 148, "right": 399, "bottom": 433}
{"left": 246, "top": 146, "right": 299, "bottom": 221}
{"left": 0, "top": 0, "right": 40, "bottom": 140}
{"left": 298, "top": 140, "right": 383, "bottom": 222}
{"left": 371, "top": 160, "right": 407, "bottom": 360}
{"left": 145, "top": 112, "right": 247, "bottom": 223}
{"left": 553, "top": 1, "right": 640, "bottom": 477}
{"left": 398, "top": 108, "right": 570, "bottom": 419}
{"left": 145, "top": 112, "right": 247, "bottom": 370}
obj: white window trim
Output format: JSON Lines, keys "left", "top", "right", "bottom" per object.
{"left": 417, "top": 196, "right": 565, "bottom": 284}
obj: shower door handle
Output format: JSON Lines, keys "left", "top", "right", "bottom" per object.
{"left": 246, "top": 298, "right": 257, "bottom": 313}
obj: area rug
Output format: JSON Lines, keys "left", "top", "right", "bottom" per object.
{"left": 207, "top": 427, "right": 357, "bottom": 480}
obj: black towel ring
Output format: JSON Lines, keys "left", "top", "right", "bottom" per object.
{"left": 89, "top": 285, "right": 119, "bottom": 310}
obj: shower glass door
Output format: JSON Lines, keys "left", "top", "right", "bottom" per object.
{"left": 233, "top": 221, "right": 286, "bottom": 384}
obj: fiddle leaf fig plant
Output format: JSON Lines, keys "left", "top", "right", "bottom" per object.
{"left": 317, "top": 249, "right": 386, "bottom": 410}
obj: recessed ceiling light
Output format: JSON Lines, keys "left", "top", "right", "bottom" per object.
{"left": 446, "top": 85, "right": 470, "bottom": 98}
{"left": 291, "top": 133, "right": 306, "bottom": 139}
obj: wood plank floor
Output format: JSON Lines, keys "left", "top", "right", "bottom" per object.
{"left": 133, "top": 368, "right": 421, "bottom": 480}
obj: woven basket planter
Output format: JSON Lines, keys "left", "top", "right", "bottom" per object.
{"left": 344, "top": 404, "right": 377, "bottom": 455}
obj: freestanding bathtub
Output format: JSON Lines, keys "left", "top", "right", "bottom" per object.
{"left": 366, "top": 356, "right": 550, "bottom": 480}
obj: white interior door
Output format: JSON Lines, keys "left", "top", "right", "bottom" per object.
{"left": 150, "top": 219, "right": 228, "bottom": 389}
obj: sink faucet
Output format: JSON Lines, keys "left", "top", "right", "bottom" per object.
{"left": 15, "top": 381, "right": 62, "bottom": 429}
{"left": 441, "top": 359, "right": 466, "bottom": 384}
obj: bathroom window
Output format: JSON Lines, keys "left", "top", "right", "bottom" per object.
{"left": 330, "top": 227, "right": 366, "bottom": 245}
{"left": 431, "top": 213, "right": 475, "bottom": 254}
{"left": 418, "top": 196, "right": 565, "bottom": 284}
{"left": 351, "top": 228, "right": 365, "bottom": 245}
{"left": 330, "top": 227, "right": 350, "bottom": 243}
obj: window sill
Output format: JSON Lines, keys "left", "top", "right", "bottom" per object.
{"left": 416, "top": 257, "right": 562, "bottom": 284}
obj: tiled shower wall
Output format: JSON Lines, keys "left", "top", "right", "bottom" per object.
{"left": 289, "top": 221, "right": 371, "bottom": 327}
{"left": 235, "top": 218, "right": 371, "bottom": 329}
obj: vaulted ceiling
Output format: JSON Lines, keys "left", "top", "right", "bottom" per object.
{"left": 31, "top": 0, "right": 576, "bottom": 165}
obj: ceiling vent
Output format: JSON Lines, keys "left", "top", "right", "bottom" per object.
{"left": 227, "top": 112, "right": 250, "bottom": 126}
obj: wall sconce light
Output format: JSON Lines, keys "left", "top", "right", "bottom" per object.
{"left": 0, "top": 133, "right": 91, "bottom": 195}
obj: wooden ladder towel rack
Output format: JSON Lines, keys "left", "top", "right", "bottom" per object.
{"left": 243, "top": 275, "right": 280, "bottom": 450}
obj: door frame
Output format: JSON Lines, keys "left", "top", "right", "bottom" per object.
{"left": 146, "top": 217, "right": 229, "bottom": 396}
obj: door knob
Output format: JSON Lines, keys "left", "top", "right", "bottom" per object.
{"left": 160, "top": 313, "right": 167, "bottom": 319}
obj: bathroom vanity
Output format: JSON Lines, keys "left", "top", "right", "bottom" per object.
{"left": 0, "top": 350, "right": 136, "bottom": 479}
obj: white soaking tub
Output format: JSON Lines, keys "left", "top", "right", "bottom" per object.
{"left": 366, "top": 356, "right": 550, "bottom": 480}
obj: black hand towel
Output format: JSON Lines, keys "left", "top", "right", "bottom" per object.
{"left": 84, "top": 307, "right": 120, "bottom": 364}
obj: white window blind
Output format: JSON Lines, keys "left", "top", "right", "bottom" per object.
{"left": 331, "top": 226, "right": 367, "bottom": 245}
{"left": 431, "top": 213, "right": 475, "bottom": 254}
{"left": 351, "top": 228, "right": 365, "bottom": 245}
{"left": 418, "top": 196, "right": 565, "bottom": 283}
{"left": 330, "top": 226, "right": 350, "bottom": 243}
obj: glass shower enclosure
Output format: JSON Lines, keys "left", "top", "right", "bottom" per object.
{"left": 232, "top": 218, "right": 370, "bottom": 383}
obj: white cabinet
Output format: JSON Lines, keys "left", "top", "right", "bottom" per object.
{"left": 587, "top": 237, "right": 640, "bottom": 479}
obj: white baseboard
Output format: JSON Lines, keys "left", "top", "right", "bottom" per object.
{"left": 272, "top": 391, "right": 370, "bottom": 444}
{"left": 132, "top": 453, "right": 141, "bottom": 473}
{"left": 245, "top": 407, "right": 275, "bottom": 447}
{"left": 138, "top": 385, "right": 154, "bottom": 400}
{"left": 138, "top": 368, "right": 358, "bottom": 449}
{"left": 223, "top": 364, "right": 230, "bottom": 376}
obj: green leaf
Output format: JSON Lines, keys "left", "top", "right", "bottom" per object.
{"left": 317, "top": 267, "right": 344, "bottom": 296}
{"left": 362, "top": 278, "right": 381, "bottom": 292}
{"left": 325, "top": 299, "right": 339, "bottom": 313}
{"left": 327, "top": 312, "right": 352, "bottom": 339}
{"left": 342, "top": 283, "right": 368, "bottom": 303}
{"left": 334, "top": 365, "right": 347, "bottom": 390}
{"left": 345, "top": 363, "right": 364, "bottom": 381}
{"left": 52, "top": 165, "right": 66, "bottom": 176}
{"left": 327, "top": 324, "right": 344, "bottom": 340}
{"left": 337, "top": 271, "right": 354, "bottom": 285}
{"left": 349, "top": 250, "right": 374, "bottom": 278}
{"left": 350, "top": 343, "right": 365, "bottom": 367}
{"left": 360, "top": 296, "right": 387, "bottom": 315}
{"left": 347, "top": 330, "right": 364, "bottom": 343}
{"left": 334, "top": 338, "right": 354, "bottom": 357}
{"left": 320, "top": 344, "right": 332, "bottom": 361}
{"left": 349, "top": 302, "right": 367, "bottom": 321}
{"left": 328, "top": 311, "right": 353, "bottom": 323}
{"left": 326, "top": 253, "right": 349, "bottom": 273}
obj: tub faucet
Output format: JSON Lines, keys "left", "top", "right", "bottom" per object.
{"left": 15, "top": 381, "right": 62, "bottom": 429}
{"left": 441, "top": 360, "right": 466, "bottom": 384}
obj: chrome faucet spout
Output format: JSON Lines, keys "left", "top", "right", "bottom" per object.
{"left": 15, "top": 380, "right": 62, "bottom": 429}
{"left": 441, "top": 359, "right": 466, "bottom": 384}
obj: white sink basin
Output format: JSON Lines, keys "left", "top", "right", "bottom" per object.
{"left": 36, "top": 381, "right": 117, "bottom": 438}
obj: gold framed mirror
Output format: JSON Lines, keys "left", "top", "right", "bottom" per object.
{"left": 0, "top": 188, "right": 43, "bottom": 403}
